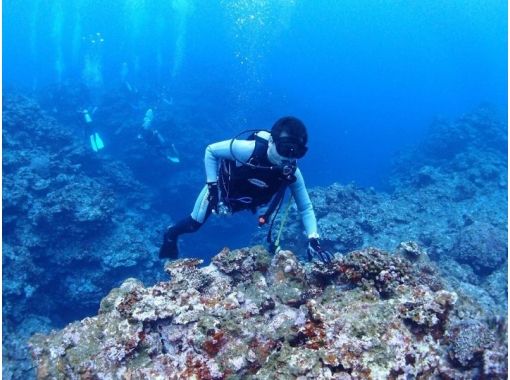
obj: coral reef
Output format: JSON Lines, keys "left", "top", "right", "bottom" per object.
{"left": 267, "top": 107, "right": 507, "bottom": 317}
{"left": 3, "top": 92, "right": 506, "bottom": 380}
{"left": 451, "top": 221, "right": 507, "bottom": 275}
{"left": 447, "top": 318, "right": 498, "bottom": 367}
{"left": 2, "top": 93, "right": 167, "bottom": 378}
{"left": 30, "top": 246, "right": 507, "bottom": 379}
{"left": 2, "top": 90, "right": 248, "bottom": 379}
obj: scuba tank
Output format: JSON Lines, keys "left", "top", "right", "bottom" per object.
{"left": 83, "top": 109, "right": 93, "bottom": 123}
{"left": 143, "top": 108, "right": 154, "bottom": 129}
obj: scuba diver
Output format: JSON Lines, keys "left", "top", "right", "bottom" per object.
{"left": 81, "top": 107, "right": 105, "bottom": 152}
{"left": 139, "top": 108, "right": 180, "bottom": 163}
{"left": 159, "top": 116, "right": 333, "bottom": 263}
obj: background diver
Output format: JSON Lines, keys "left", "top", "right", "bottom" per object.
{"left": 81, "top": 107, "right": 105, "bottom": 152}
{"left": 139, "top": 108, "right": 180, "bottom": 163}
{"left": 159, "top": 116, "right": 332, "bottom": 263}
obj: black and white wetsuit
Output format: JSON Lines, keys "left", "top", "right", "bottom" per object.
{"left": 190, "top": 131, "right": 318, "bottom": 238}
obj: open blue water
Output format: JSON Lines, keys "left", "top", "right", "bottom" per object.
{"left": 4, "top": 0, "right": 507, "bottom": 188}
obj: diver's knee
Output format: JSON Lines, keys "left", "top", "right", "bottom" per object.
{"left": 187, "top": 215, "right": 203, "bottom": 231}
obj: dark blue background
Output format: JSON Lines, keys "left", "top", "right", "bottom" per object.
{"left": 3, "top": 0, "right": 507, "bottom": 188}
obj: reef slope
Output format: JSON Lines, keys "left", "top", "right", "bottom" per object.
{"left": 30, "top": 246, "right": 507, "bottom": 379}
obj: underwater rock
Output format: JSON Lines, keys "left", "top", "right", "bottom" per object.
{"left": 30, "top": 246, "right": 507, "bottom": 379}
{"left": 482, "top": 267, "right": 508, "bottom": 309}
{"left": 447, "top": 318, "right": 498, "bottom": 367}
{"left": 414, "top": 165, "right": 438, "bottom": 188}
{"left": 3, "top": 315, "right": 52, "bottom": 380}
{"left": 336, "top": 247, "right": 416, "bottom": 298}
{"left": 451, "top": 221, "right": 507, "bottom": 275}
{"left": 3, "top": 92, "right": 170, "bottom": 378}
{"left": 212, "top": 245, "right": 271, "bottom": 282}
{"left": 267, "top": 249, "right": 309, "bottom": 306}
{"left": 270, "top": 107, "right": 507, "bottom": 329}
{"left": 396, "top": 241, "right": 427, "bottom": 262}
{"left": 164, "top": 257, "right": 211, "bottom": 291}
{"left": 6, "top": 96, "right": 507, "bottom": 378}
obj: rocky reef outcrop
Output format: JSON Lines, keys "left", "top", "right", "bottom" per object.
{"left": 4, "top": 91, "right": 506, "bottom": 380}
{"left": 2, "top": 93, "right": 167, "bottom": 379}
{"left": 2, "top": 89, "right": 249, "bottom": 379}
{"left": 30, "top": 246, "right": 507, "bottom": 379}
{"left": 268, "top": 107, "right": 507, "bottom": 318}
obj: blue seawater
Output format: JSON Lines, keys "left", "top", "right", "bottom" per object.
{"left": 2, "top": 1, "right": 507, "bottom": 379}
{"left": 4, "top": 1, "right": 507, "bottom": 187}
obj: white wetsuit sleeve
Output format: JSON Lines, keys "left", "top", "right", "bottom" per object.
{"left": 204, "top": 139, "right": 255, "bottom": 183}
{"left": 289, "top": 168, "right": 318, "bottom": 238}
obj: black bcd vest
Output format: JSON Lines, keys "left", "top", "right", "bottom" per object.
{"left": 218, "top": 134, "right": 297, "bottom": 212}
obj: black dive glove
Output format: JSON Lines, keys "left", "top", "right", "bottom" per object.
{"left": 207, "top": 182, "right": 219, "bottom": 213}
{"left": 307, "top": 238, "right": 333, "bottom": 263}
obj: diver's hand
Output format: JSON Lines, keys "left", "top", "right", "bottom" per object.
{"left": 307, "top": 238, "right": 333, "bottom": 263}
{"left": 207, "top": 182, "right": 219, "bottom": 213}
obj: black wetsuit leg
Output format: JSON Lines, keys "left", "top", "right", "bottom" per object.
{"left": 159, "top": 216, "right": 203, "bottom": 259}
